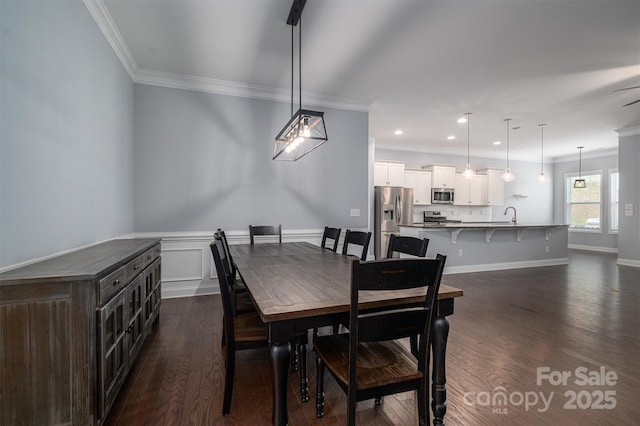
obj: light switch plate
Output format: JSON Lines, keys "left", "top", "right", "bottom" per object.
{"left": 350, "top": 208, "right": 360, "bottom": 217}
{"left": 625, "top": 210, "right": 633, "bottom": 216}
{"left": 625, "top": 204, "right": 633, "bottom": 210}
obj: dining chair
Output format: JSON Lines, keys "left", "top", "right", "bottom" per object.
{"left": 386, "top": 234, "right": 429, "bottom": 258}
{"left": 212, "top": 234, "right": 311, "bottom": 404}
{"left": 211, "top": 237, "right": 269, "bottom": 415}
{"left": 217, "top": 230, "right": 248, "bottom": 289}
{"left": 249, "top": 224, "right": 282, "bottom": 244}
{"left": 341, "top": 230, "right": 372, "bottom": 260}
{"left": 385, "top": 234, "right": 430, "bottom": 356}
{"left": 321, "top": 226, "right": 341, "bottom": 252}
{"left": 314, "top": 255, "right": 447, "bottom": 425}
{"left": 214, "top": 231, "right": 253, "bottom": 316}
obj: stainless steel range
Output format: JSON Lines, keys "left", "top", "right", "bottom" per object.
{"left": 423, "top": 211, "right": 447, "bottom": 223}
{"left": 423, "top": 211, "right": 462, "bottom": 225}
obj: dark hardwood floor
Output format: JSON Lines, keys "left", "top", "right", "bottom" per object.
{"left": 104, "top": 250, "right": 640, "bottom": 425}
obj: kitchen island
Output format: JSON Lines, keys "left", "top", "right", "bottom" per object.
{"left": 400, "top": 223, "right": 569, "bottom": 273}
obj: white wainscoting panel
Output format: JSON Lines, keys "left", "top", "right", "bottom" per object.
{"left": 135, "top": 229, "right": 327, "bottom": 298}
{"left": 162, "top": 248, "right": 203, "bottom": 283}
{"left": 136, "top": 232, "right": 217, "bottom": 298}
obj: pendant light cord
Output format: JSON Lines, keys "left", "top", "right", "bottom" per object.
{"left": 467, "top": 113, "right": 470, "bottom": 164}
{"left": 299, "top": 14, "right": 302, "bottom": 110}
{"left": 290, "top": 11, "right": 303, "bottom": 115}
{"left": 579, "top": 147, "right": 582, "bottom": 178}
{"left": 540, "top": 125, "right": 544, "bottom": 172}
{"left": 505, "top": 119, "right": 510, "bottom": 169}
{"left": 290, "top": 24, "right": 293, "bottom": 117}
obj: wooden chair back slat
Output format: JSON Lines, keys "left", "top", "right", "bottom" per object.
{"left": 341, "top": 230, "right": 372, "bottom": 260}
{"left": 249, "top": 224, "right": 282, "bottom": 244}
{"left": 321, "top": 226, "right": 341, "bottom": 252}
{"left": 386, "top": 234, "right": 429, "bottom": 258}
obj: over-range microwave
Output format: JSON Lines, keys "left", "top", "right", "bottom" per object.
{"left": 432, "top": 188, "right": 454, "bottom": 204}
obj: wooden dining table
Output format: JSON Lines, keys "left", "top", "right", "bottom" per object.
{"left": 230, "top": 241, "right": 463, "bottom": 426}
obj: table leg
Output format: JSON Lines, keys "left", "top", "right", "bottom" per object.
{"left": 431, "top": 315, "right": 449, "bottom": 425}
{"left": 269, "top": 341, "right": 291, "bottom": 426}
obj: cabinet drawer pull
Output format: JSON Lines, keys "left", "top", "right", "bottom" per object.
{"left": 113, "top": 279, "right": 120, "bottom": 286}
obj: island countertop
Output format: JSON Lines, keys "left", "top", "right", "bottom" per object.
{"left": 403, "top": 222, "right": 569, "bottom": 230}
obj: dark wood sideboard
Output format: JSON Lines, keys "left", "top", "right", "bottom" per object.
{"left": 0, "top": 239, "right": 161, "bottom": 425}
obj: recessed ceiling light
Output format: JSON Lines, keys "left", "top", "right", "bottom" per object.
{"left": 457, "top": 117, "right": 467, "bottom": 124}
{"left": 493, "top": 141, "right": 501, "bottom": 145}
{"left": 394, "top": 129, "right": 403, "bottom": 135}
{"left": 447, "top": 135, "right": 455, "bottom": 140}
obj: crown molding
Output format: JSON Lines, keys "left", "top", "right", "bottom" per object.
{"left": 83, "top": 0, "right": 137, "bottom": 78}
{"left": 615, "top": 125, "right": 640, "bottom": 137}
{"left": 375, "top": 142, "right": 541, "bottom": 162}
{"left": 134, "top": 68, "right": 371, "bottom": 112}
{"left": 83, "top": 1, "right": 370, "bottom": 112}
{"left": 376, "top": 141, "right": 620, "bottom": 163}
{"left": 552, "top": 147, "right": 618, "bottom": 163}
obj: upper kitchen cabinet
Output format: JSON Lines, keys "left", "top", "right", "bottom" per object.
{"left": 374, "top": 161, "right": 405, "bottom": 186}
{"left": 454, "top": 173, "right": 487, "bottom": 206}
{"left": 478, "top": 169, "right": 504, "bottom": 206}
{"left": 423, "top": 165, "right": 456, "bottom": 188}
{"left": 404, "top": 170, "right": 432, "bottom": 205}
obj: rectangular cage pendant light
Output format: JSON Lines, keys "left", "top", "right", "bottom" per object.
{"left": 273, "top": 109, "right": 327, "bottom": 161}
{"left": 273, "top": 0, "right": 327, "bottom": 161}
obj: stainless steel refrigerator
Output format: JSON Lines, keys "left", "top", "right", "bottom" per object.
{"left": 374, "top": 186, "right": 414, "bottom": 259}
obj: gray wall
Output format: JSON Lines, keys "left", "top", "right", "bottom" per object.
{"left": 0, "top": 0, "right": 135, "bottom": 268}
{"left": 133, "top": 84, "right": 369, "bottom": 232}
{"left": 617, "top": 128, "right": 640, "bottom": 262}
{"left": 375, "top": 148, "right": 554, "bottom": 224}
{"left": 552, "top": 151, "right": 618, "bottom": 250}
{"left": 0, "top": 0, "right": 368, "bottom": 270}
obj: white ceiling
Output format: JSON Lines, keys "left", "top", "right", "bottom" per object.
{"left": 100, "top": 0, "right": 640, "bottom": 161}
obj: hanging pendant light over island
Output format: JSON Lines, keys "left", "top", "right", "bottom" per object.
{"left": 537, "top": 124, "right": 549, "bottom": 183}
{"left": 461, "top": 113, "right": 475, "bottom": 179}
{"left": 501, "top": 118, "right": 515, "bottom": 182}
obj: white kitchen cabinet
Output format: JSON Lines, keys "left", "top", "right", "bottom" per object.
{"left": 423, "top": 165, "right": 456, "bottom": 188}
{"left": 404, "top": 170, "right": 432, "bottom": 205}
{"left": 374, "top": 161, "right": 405, "bottom": 186}
{"left": 454, "top": 173, "right": 486, "bottom": 205}
{"left": 478, "top": 168, "right": 504, "bottom": 206}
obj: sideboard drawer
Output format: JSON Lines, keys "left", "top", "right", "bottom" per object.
{"left": 126, "top": 254, "right": 145, "bottom": 280}
{"left": 99, "top": 265, "right": 127, "bottom": 305}
{"left": 141, "top": 245, "right": 160, "bottom": 269}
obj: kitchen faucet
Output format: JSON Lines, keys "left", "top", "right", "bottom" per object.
{"left": 504, "top": 206, "right": 517, "bottom": 223}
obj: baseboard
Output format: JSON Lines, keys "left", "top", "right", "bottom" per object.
{"left": 162, "top": 279, "right": 219, "bottom": 299}
{"left": 568, "top": 244, "right": 618, "bottom": 254}
{"left": 444, "top": 258, "right": 570, "bottom": 275}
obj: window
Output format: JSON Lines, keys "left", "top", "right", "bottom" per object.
{"left": 566, "top": 172, "right": 601, "bottom": 230}
{"left": 610, "top": 170, "right": 619, "bottom": 232}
